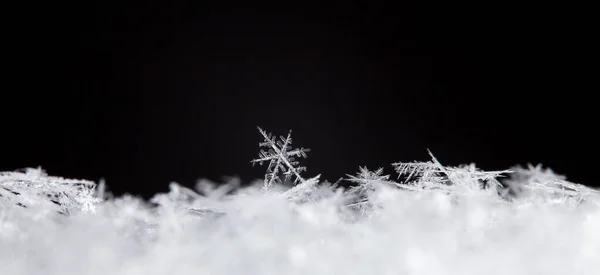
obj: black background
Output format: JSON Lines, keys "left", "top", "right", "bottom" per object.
{"left": 3, "top": 2, "right": 596, "bottom": 198}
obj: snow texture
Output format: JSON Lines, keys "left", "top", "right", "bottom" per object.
{"left": 1, "top": 128, "right": 599, "bottom": 275}
{"left": 0, "top": 168, "right": 99, "bottom": 215}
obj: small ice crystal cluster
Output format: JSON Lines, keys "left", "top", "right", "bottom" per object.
{"left": 1, "top": 127, "right": 599, "bottom": 275}
{"left": 0, "top": 168, "right": 99, "bottom": 215}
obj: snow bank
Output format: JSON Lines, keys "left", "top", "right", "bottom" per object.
{"left": 1, "top": 167, "right": 599, "bottom": 275}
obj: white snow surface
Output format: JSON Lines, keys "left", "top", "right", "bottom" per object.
{"left": 1, "top": 168, "right": 600, "bottom": 275}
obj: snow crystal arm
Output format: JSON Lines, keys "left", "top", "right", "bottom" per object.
{"left": 266, "top": 157, "right": 285, "bottom": 186}
{"left": 251, "top": 158, "right": 272, "bottom": 166}
{"left": 285, "top": 148, "right": 310, "bottom": 158}
{"left": 391, "top": 161, "right": 442, "bottom": 183}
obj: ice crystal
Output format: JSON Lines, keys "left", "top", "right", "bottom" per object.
{"left": 504, "top": 164, "right": 600, "bottom": 204}
{"left": 251, "top": 126, "right": 310, "bottom": 191}
{"left": 393, "top": 150, "right": 511, "bottom": 193}
{"left": 0, "top": 168, "right": 99, "bottom": 215}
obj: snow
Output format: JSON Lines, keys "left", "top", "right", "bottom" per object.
{"left": 1, "top": 169, "right": 599, "bottom": 275}
{"left": 1, "top": 128, "right": 598, "bottom": 274}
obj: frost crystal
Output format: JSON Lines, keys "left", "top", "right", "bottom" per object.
{"left": 392, "top": 160, "right": 444, "bottom": 184}
{"left": 251, "top": 126, "right": 310, "bottom": 191}
{"left": 345, "top": 167, "right": 392, "bottom": 195}
{"left": 347, "top": 167, "right": 391, "bottom": 183}
{"left": 392, "top": 150, "right": 511, "bottom": 192}
{"left": 0, "top": 168, "right": 100, "bottom": 214}
{"left": 283, "top": 174, "right": 322, "bottom": 203}
{"left": 504, "top": 164, "right": 600, "bottom": 204}
{"left": 343, "top": 167, "right": 391, "bottom": 214}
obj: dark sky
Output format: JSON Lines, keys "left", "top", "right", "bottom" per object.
{"left": 3, "top": 2, "right": 596, "bottom": 197}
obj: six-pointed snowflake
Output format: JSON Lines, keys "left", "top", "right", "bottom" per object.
{"left": 251, "top": 127, "right": 310, "bottom": 191}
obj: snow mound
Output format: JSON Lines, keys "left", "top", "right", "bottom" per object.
{"left": 1, "top": 166, "right": 599, "bottom": 275}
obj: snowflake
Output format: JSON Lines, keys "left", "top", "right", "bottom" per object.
{"left": 345, "top": 167, "right": 391, "bottom": 195}
{"left": 251, "top": 127, "right": 310, "bottom": 191}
